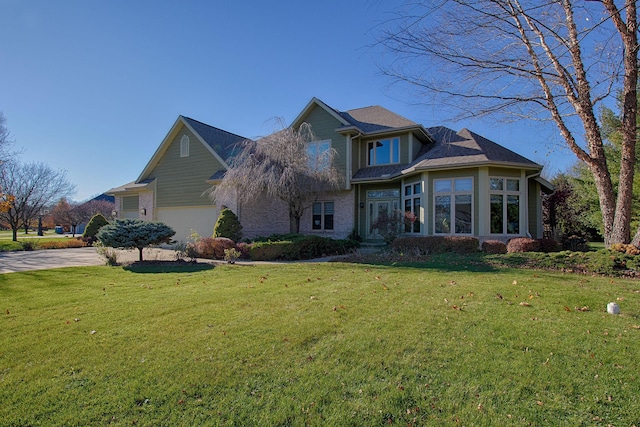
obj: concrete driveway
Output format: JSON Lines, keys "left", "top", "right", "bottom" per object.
{"left": 0, "top": 247, "right": 182, "bottom": 274}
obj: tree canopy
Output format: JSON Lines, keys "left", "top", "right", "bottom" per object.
{"left": 378, "top": 0, "right": 638, "bottom": 246}
{"left": 210, "top": 121, "right": 343, "bottom": 233}
{"left": 0, "top": 161, "right": 75, "bottom": 241}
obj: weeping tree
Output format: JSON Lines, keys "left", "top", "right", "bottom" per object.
{"left": 378, "top": 0, "right": 638, "bottom": 247}
{"left": 210, "top": 121, "right": 343, "bottom": 233}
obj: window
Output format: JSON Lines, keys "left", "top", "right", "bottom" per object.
{"left": 307, "top": 140, "right": 331, "bottom": 170}
{"left": 490, "top": 177, "right": 520, "bottom": 234}
{"left": 367, "top": 138, "right": 399, "bottom": 166}
{"left": 312, "top": 201, "right": 334, "bottom": 230}
{"left": 180, "top": 134, "right": 190, "bottom": 157}
{"left": 404, "top": 182, "right": 421, "bottom": 233}
{"left": 434, "top": 178, "right": 473, "bottom": 234}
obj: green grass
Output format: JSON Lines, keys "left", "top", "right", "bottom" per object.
{"left": 2, "top": 260, "right": 640, "bottom": 426}
{"left": 0, "top": 229, "right": 81, "bottom": 251}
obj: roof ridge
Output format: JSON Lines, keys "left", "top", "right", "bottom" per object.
{"left": 182, "top": 116, "right": 248, "bottom": 140}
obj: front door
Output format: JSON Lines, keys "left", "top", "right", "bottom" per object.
{"left": 367, "top": 199, "right": 399, "bottom": 240}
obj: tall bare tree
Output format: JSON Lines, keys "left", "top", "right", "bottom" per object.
{"left": 0, "top": 112, "right": 13, "bottom": 166}
{"left": 0, "top": 161, "right": 76, "bottom": 241}
{"left": 378, "top": 0, "right": 638, "bottom": 247}
{"left": 210, "top": 121, "right": 343, "bottom": 233}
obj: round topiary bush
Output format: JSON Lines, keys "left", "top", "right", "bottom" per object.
{"left": 213, "top": 208, "right": 242, "bottom": 242}
{"left": 82, "top": 213, "right": 110, "bottom": 245}
{"left": 507, "top": 237, "right": 541, "bottom": 253}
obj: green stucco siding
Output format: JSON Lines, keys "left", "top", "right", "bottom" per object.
{"left": 143, "top": 126, "right": 223, "bottom": 208}
{"left": 303, "top": 106, "right": 347, "bottom": 174}
{"left": 122, "top": 195, "right": 139, "bottom": 210}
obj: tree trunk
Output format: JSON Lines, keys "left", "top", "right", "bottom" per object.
{"left": 631, "top": 227, "right": 640, "bottom": 248}
{"left": 12, "top": 227, "right": 17, "bottom": 242}
{"left": 138, "top": 247, "right": 144, "bottom": 262}
{"left": 289, "top": 209, "right": 301, "bottom": 234}
{"left": 588, "top": 159, "right": 617, "bottom": 247}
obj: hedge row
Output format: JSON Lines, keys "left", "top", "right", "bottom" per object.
{"left": 189, "top": 235, "right": 360, "bottom": 261}
{"left": 391, "top": 236, "right": 480, "bottom": 255}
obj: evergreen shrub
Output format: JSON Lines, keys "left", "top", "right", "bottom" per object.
{"left": 213, "top": 208, "right": 242, "bottom": 242}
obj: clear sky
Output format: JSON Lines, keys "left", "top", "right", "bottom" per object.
{"left": 1, "top": 0, "right": 575, "bottom": 202}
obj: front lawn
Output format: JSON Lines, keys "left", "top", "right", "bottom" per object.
{"left": 1, "top": 260, "right": 639, "bottom": 426}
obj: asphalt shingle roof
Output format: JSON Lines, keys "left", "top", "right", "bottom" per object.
{"left": 415, "top": 127, "right": 539, "bottom": 168}
{"left": 182, "top": 116, "right": 248, "bottom": 162}
{"left": 352, "top": 126, "right": 539, "bottom": 181}
{"left": 338, "top": 105, "right": 417, "bottom": 133}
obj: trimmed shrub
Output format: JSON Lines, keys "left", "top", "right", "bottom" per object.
{"left": 235, "top": 242, "right": 251, "bottom": 259}
{"left": 481, "top": 240, "right": 507, "bottom": 254}
{"left": 247, "top": 236, "right": 360, "bottom": 261}
{"left": 82, "top": 214, "right": 110, "bottom": 245}
{"left": 391, "top": 236, "right": 479, "bottom": 255}
{"left": 249, "top": 241, "right": 291, "bottom": 261}
{"left": 507, "top": 238, "right": 541, "bottom": 253}
{"left": 194, "top": 237, "right": 236, "bottom": 259}
{"left": 538, "top": 238, "right": 561, "bottom": 253}
{"left": 213, "top": 208, "right": 243, "bottom": 242}
{"left": 38, "top": 239, "right": 85, "bottom": 249}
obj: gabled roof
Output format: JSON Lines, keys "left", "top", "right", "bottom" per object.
{"left": 291, "top": 97, "right": 430, "bottom": 142}
{"left": 181, "top": 116, "right": 247, "bottom": 162}
{"left": 352, "top": 126, "right": 541, "bottom": 182}
{"left": 338, "top": 105, "right": 417, "bottom": 133}
{"left": 137, "top": 116, "right": 248, "bottom": 182}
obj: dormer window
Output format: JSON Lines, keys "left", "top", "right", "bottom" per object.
{"left": 367, "top": 138, "right": 399, "bottom": 166}
{"left": 180, "top": 135, "right": 190, "bottom": 157}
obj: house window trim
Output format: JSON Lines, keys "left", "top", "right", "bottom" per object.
{"left": 180, "top": 134, "right": 190, "bottom": 157}
{"left": 403, "top": 181, "right": 422, "bottom": 234}
{"left": 312, "top": 201, "right": 334, "bottom": 231}
{"left": 489, "top": 176, "right": 521, "bottom": 236}
{"left": 433, "top": 177, "right": 474, "bottom": 235}
{"left": 367, "top": 137, "right": 400, "bottom": 166}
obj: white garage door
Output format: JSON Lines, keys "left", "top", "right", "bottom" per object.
{"left": 156, "top": 206, "right": 220, "bottom": 244}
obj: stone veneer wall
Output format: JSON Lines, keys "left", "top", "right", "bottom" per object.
{"left": 239, "top": 191, "right": 355, "bottom": 240}
{"left": 138, "top": 192, "right": 154, "bottom": 220}
{"left": 298, "top": 190, "right": 354, "bottom": 239}
{"left": 239, "top": 194, "right": 291, "bottom": 239}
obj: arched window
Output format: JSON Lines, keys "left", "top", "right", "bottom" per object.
{"left": 180, "top": 134, "right": 190, "bottom": 157}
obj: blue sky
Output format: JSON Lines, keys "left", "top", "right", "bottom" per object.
{"left": 1, "top": 1, "right": 574, "bottom": 202}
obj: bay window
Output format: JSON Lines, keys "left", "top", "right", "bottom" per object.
{"left": 434, "top": 178, "right": 473, "bottom": 234}
{"left": 404, "top": 182, "right": 421, "bottom": 233}
{"left": 490, "top": 178, "right": 520, "bottom": 234}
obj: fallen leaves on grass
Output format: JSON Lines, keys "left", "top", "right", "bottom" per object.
{"left": 519, "top": 302, "right": 531, "bottom": 307}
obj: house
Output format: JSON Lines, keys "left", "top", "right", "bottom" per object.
{"left": 107, "top": 98, "right": 552, "bottom": 244}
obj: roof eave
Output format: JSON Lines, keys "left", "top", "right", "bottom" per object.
{"left": 337, "top": 124, "right": 432, "bottom": 141}
{"left": 412, "top": 160, "right": 542, "bottom": 172}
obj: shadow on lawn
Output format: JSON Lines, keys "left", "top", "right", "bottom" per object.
{"left": 123, "top": 260, "right": 215, "bottom": 274}
{"left": 336, "top": 252, "right": 501, "bottom": 273}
